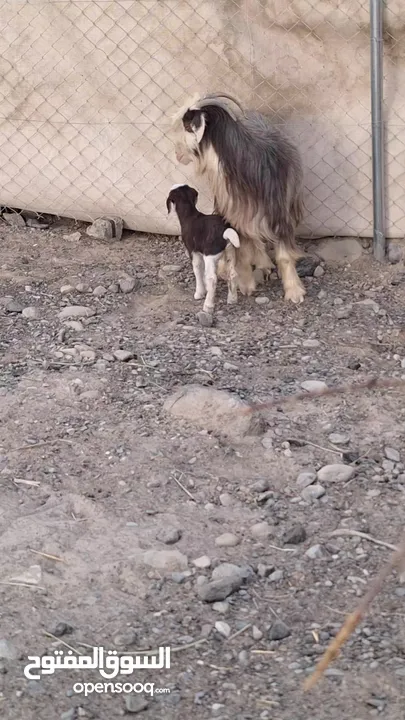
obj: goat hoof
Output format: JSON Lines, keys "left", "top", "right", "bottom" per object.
{"left": 194, "top": 291, "right": 206, "bottom": 300}
{"left": 284, "top": 286, "right": 305, "bottom": 304}
{"left": 227, "top": 294, "right": 237, "bottom": 305}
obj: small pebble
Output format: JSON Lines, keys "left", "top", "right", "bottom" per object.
{"left": 305, "top": 544, "right": 323, "bottom": 559}
{"left": 212, "top": 563, "right": 248, "bottom": 582}
{"left": 385, "top": 447, "right": 400, "bottom": 463}
{"left": 223, "top": 362, "right": 238, "bottom": 371}
{"left": 119, "top": 277, "right": 137, "bottom": 294}
{"left": 60, "top": 285, "right": 75, "bottom": 294}
{"left": 301, "top": 380, "right": 327, "bottom": 392}
{"left": 313, "top": 265, "right": 324, "bottom": 277}
{"left": 212, "top": 601, "right": 229, "bottom": 614}
{"left": 388, "top": 243, "right": 403, "bottom": 264}
{"left": 301, "top": 484, "right": 326, "bottom": 502}
{"left": 268, "top": 569, "right": 284, "bottom": 582}
{"left": 156, "top": 528, "right": 182, "bottom": 545}
{"left": 302, "top": 339, "right": 320, "bottom": 348}
{"left": 252, "top": 625, "right": 263, "bottom": 640}
{"left": 255, "top": 296, "right": 270, "bottom": 305}
{"left": 328, "top": 433, "right": 350, "bottom": 445}
{"left": 296, "top": 471, "right": 316, "bottom": 488}
{"left": 317, "top": 464, "right": 355, "bottom": 483}
{"left": 0, "top": 639, "right": 17, "bottom": 660}
{"left": 219, "top": 492, "right": 233, "bottom": 507}
{"left": 238, "top": 650, "right": 249, "bottom": 665}
{"left": 193, "top": 555, "right": 211, "bottom": 569}
{"left": 58, "top": 306, "right": 95, "bottom": 320}
{"left": 162, "top": 264, "right": 182, "bottom": 275}
{"left": 113, "top": 630, "right": 137, "bottom": 648}
{"left": 282, "top": 524, "right": 306, "bottom": 545}
{"left": 250, "top": 521, "right": 271, "bottom": 540}
{"left": 113, "top": 350, "right": 134, "bottom": 362}
{"left": 124, "top": 694, "right": 148, "bottom": 713}
{"left": 257, "top": 564, "right": 274, "bottom": 578}
{"left": 335, "top": 305, "right": 352, "bottom": 319}
{"left": 215, "top": 621, "right": 231, "bottom": 638}
{"left": 64, "top": 321, "right": 83, "bottom": 332}
{"left": 261, "top": 432, "right": 273, "bottom": 450}
{"left": 5, "top": 300, "right": 23, "bottom": 313}
{"left": 215, "top": 533, "right": 240, "bottom": 547}
{"left": 251, "top": 479, "right": 270, "bottom": 493}
{"left": 198, "top": 576, "right": 244, "bottom": 602}
{"left": 63, "top": 231, "right": 81, "bottom": 242}
{"left": 268, "top": 620, "right": 291, "bottom": 641}
{"left": 171, "top": 572, "right": 186, "bottom": 584}
{"left": 60, "top": 710, "right": 76, "bottom": 720}
{"left": 51, "top": 622, "right": 74, "bottom": 637}
{"left": 93, "top": 285, "right": 107, "bottom": 297}
{"left": 22, "top": 306, "right": 40, "bottom": 319}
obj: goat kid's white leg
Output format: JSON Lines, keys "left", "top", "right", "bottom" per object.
{"left": 192, "top": 252, "right": 206, "bottom": 300}
{"left": 203, "top": 253, "right": 221, "bottom": 314}
{"left": 225, "top": 245, "right": 238, "bottom": 305}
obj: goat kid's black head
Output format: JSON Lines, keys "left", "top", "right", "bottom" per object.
{"left": 166, "top": 184, "right": 198, "bottom": 214}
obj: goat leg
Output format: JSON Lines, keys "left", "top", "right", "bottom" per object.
{"left": 191, "top": 252, "right": 206, "bottom": 300}
{"left": 275, "top": 242, "right": 305, "bottom": 304}
{"left": 202, "top": 254, "right": 220, "bottom": 313}
{"left": 224, "top": 245, "right": 238, "bottom": 305}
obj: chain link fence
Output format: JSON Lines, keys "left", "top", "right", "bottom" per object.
{"left": 0, "top": 0, "right": 404, "bottom": 239}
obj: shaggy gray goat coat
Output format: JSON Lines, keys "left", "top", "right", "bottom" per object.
{"left": 171, "top": 93, "right": 306, "bottom": 303}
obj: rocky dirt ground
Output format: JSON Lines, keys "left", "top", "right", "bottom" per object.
{"left": 0, "top": 216, "right": 405, "bottom": 720}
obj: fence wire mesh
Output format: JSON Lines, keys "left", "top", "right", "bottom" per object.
{"left": 0, "top": 0, "right": 403, "bottom": 239}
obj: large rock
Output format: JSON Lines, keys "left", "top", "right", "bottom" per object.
{"left": 311, "top": 238, "right": 363, "bottom": 265}
{"left": 163, "top": 385, "right": 263, "bottom": 438}
{"left": 197, "top": 575, "right": 244, "bottom": 603}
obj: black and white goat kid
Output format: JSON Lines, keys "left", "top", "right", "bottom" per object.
{"left": 166, "top": 184, "right": 240, "bottom": 314}
{"left": 171, "top": 93, "right": 306, "bottom": 304}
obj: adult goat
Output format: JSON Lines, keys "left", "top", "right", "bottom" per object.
{"left": 171, "top": 92, "right": 305, "bottom": 304}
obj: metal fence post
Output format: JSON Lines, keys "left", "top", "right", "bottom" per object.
{"left": 370, "top": 0, "right": 386, "bottom": 261}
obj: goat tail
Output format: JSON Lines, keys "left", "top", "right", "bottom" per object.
{"left": 223, "top": 227, "right": 240, "bottom": 248}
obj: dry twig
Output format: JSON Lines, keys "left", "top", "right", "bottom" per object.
{"left": 0, "top": 581, "right": 45, "bottom": 590}
{"left": 44, "top": 632, "right": 83, "bottom": 655}
{"left": 13, "top": 478, "right": 40, "bottom": 487}
{"left": 240, "top": 376, "right": 405, "bottom": 415}
{"left": 170, "top": 471, "right": 195, "bottom": 502}
{"left": 328, "top": 528, "right": 398, "bottom": 551}
{"left": 303, "top": 528, "right": 405, "bottom": 692}
{"left": 29, "top": 549, "right": 66, "bottom": 563}
{"left": 227, "top": 624, "right": 251, "bottom": 641}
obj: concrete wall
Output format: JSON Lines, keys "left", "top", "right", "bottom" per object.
{"left": 0, "top": 0, "right": 404, "bottom": 238}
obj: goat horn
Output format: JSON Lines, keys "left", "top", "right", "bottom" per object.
{"left": 201, "top": 92, "right": 244, "bottom": 111}
{"left": 193, "top": 93, "right": 244, "bottom": 120}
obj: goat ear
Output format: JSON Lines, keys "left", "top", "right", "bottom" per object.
{"left": 166, "top": 198, "right": 172, "bottom": 214}
{"left": 183, "top": 109, "right": 206, "bottom": 144}
{"left": 191, "top": 113, "right": 206, "bottom": 144}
